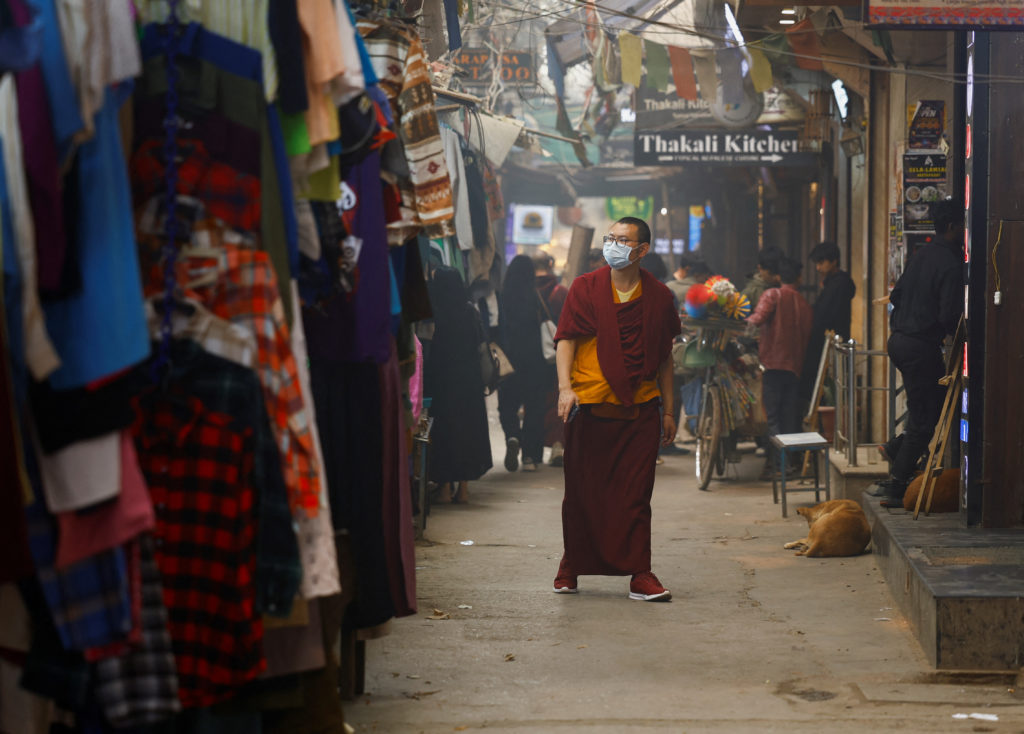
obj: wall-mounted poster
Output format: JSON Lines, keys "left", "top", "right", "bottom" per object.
{"left": 903, "top": 153, "right": 947, "bottom": 231}
{"left": 511, "top": 205, "right": 554, "bottom": 245}
{"left": 908, "top": 100, "right": 945, "bottom": 149}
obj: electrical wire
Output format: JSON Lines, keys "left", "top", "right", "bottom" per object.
{"left": 462, "top": 0, "right": 1024, "bottom": 85}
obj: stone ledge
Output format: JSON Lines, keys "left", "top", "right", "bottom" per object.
{"left": 829, "top": 448, "right": 887, "bottom": 502}
{"left": 864, "top": 493, "right": 1024, "bottom": 670}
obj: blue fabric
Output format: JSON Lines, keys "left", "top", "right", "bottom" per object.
{"left": 546, "top": 36, "right": 566, "bottom": 100}
{"left": 681, "top": 377, "right": 703, "bottom": 433}
{"left": 24, "top": 0, "right": 83, "bottom": 150}
{"left": 442, "top": 0, "right": 462, "bottom": 51}
{"left": 22, "top": 432, "right": 133, "bottom": 651}
{"left": 366, "top": 83, "right": 392, "bottom": 126}
{"left": 141, "top": 22, "right": 262, "bottom": 84}
{"left": 388, "top": 258, "right": 402, "bottom": 334}
{"left": 0, "top": 142, "right": 26, "bottom": 405}
{"left": 343, "top": 0, "right": 378, "bottom": 86}
{"left": 717, "top": 48, "right": 746, "bottom": 106}
{"left": 0, "top": 6, "right": 40, "bottom": 73}
{"left": 43, "top": 89, "right": 150, "bottom": 389}
{"left": 267, "top": 104, "right": 299, "bottom": 273}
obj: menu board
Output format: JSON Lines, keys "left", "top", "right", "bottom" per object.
{"left": 902, "top": 153, "right": 947, "bottom": 231}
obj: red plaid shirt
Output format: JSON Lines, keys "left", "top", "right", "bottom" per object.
{"left": 130, "top": 139, "right": 261, "bottom": 233}
{"left": 168, "top": 245, "right": 322, "bottom": 516}
{"left": 135, "top": 393, "right": 265, "bottom": 708}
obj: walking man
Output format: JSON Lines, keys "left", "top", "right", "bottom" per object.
{"left": 552, "top": 217, "right": 680, "bottom": 601}
{"left": 747, "top": 257, "right": 813, "bottom": 478}
{"left": 871, "top": 200, "right": 963, "bottom": 506}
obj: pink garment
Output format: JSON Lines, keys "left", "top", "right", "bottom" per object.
{"left": 55, "top": 432, "right": 155, "bottom": 569}
{"left": 410, "top": 335, "right": 423, "bottom": 422}
{"left": 380, "top": 339, "right": 416, "bottom": 617}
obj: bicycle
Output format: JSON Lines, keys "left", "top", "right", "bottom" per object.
{"left": 680, "top": 317, "right": 766, "bottom": 491}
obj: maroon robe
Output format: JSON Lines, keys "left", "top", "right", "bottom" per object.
{"left": 555, "top": 266, "right": 679, "bottom": 405}
{"left": 555, "top": 266, "right": 680, "bottom": 575}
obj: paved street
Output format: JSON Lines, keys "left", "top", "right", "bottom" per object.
{"left": 347, "top": 410, "right": 1024, "bottom": 733}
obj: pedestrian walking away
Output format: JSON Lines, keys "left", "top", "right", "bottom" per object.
{"left": 551, "top": 217, "right": 681, "bottom": 601}
{"left": 424, "top": 267, "right": 493, "bottom": 504}
{"left": 497, "top": 255, "right": 550, "bottom": 474}
{"left": 871, "top": 199, "right": 964, "bottom": 507}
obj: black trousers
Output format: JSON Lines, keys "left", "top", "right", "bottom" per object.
{"left": 885, "top": 332, "right": 946, "bottom": 482}
{"left": 497, "top": 370, "right": 548, "bottom": 463}
{"left": 763, "top": 369, "right": 801, "bottom": 465}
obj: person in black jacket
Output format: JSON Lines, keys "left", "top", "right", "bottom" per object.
{"left": 871, "top": 200, "right": 964, "bottom": 506}
{"left": 497, "top": 255, "right": 550, "bottom": 473}
{"left": 425, "top": 267, "right": 494, "bottom": 503}
{"left": 801, "top": 241, "right": 856, "bottom": 403}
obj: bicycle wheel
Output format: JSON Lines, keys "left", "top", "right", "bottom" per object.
{"left": 695, "top": 386, "right": 722, "bottom": 491}
{"left": 715, "top": 436, "right": 727, "bottom": 476}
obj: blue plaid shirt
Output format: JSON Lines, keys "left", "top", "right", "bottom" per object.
{"left": 22, "top": 424, "right": 133, "bottom": 651}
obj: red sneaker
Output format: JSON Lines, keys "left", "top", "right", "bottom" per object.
{"left": 552, "top": 557, "right": 577, "bottom": 594}
{"left": 629, "top": 571, "right": 671, "bottom": 601}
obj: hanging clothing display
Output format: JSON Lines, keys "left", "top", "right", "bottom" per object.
{"left": 0, "top": 0, "right": 513, "bottom": 728}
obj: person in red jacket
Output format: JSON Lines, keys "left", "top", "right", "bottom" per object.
{"left": 747, "top": 257, "right": 813, "bottom": 479}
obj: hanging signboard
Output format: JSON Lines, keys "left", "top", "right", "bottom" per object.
{"left": 511, "top": 204, "right": 554, "bottom": 245}
{"left": 902, "top": 153, "right": 947, "bottom": 231}
{"left": 455, "top": 48, "right": 535, "bottom": 87}
{"left": 634, "top": 129, "right": 817, "bottom": 167}
{"left": 635, "top": 86, "right": 803, "bottom": 131}
{"left": 605, "top": 196, "right": 653, "bottom": 222}
{"left": 866, "top": 0, "right": 1024, "bottom": 28}
{"left": 908, "top": 100, "right": 946, "bottom": 149}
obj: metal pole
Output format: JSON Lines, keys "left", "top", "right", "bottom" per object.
{"left": 847, "top": 339, "right": 858, "bottom": 466}
{"left": 888, "top": 358, "right": 896, "bottom": 445}
{"left": 832, "top": 336, "right": 841, "bottom": 455}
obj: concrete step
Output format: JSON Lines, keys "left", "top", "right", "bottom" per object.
{"left": 865, "top": 493, "right": 1024, "bottom": 670}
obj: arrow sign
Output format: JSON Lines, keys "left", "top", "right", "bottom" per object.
{"left": 761, "top": 154, "right": 784, "bottom": 163}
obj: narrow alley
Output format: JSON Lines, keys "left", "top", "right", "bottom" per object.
{"left": 346, "top": 410, "right": 1024, "bottom": 733}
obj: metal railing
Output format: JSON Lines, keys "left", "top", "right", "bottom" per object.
{"left": 830, "top": 335, "right": 905, "bottom": 466}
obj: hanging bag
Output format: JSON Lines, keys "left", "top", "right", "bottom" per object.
{"left": 471, "top": 303, "right": 507, "bottom": 394}
{"left": 538, "top": 293, "right": 557, "bottom": 364}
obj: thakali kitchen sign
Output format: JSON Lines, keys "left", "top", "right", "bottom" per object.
{"left": 634, "top": 129, "right": 818, "bottom": 167}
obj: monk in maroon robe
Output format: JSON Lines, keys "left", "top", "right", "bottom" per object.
{"left": 552, "top": 217, "right": 681, "bottom": 601}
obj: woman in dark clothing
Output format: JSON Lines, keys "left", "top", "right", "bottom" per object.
{"left": 497, "top": 255, "right": 550, "bottom": 472}
{"left": 424, "top": 267, "right": 493, "bottom": 503}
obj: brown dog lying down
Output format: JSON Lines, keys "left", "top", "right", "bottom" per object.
{"left": 784, "top": 499, "right": 871, "bottom": 557}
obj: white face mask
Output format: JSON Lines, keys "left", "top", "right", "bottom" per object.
{"left": 603, "top": 240, "right": 634, "bottom": 270}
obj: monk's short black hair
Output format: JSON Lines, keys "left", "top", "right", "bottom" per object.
{"left": 616, "top": 217, "right": 651, "bottom": 246}
{"left": 810, "top": 241, "right": 840, "bottom": 265}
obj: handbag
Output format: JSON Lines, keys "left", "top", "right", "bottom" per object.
{"left": 472, "top": 303, "right": 508, "bottom": 395}
{"left": 538, "top": 294, "right": 557, "bottom": 364}
{"left": 490, "top": 342, "right": 515, "bottom": 380}
{"left": 478, "top": 341, "right": 500, "bottom": 395}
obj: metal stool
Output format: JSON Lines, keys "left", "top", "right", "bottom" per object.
{"left": 769, "top": 432, "right": 831, "bottom": 518}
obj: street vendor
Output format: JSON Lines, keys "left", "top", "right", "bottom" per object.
{"left": 552, "top": 217, "right": 680, "bottom": 602}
